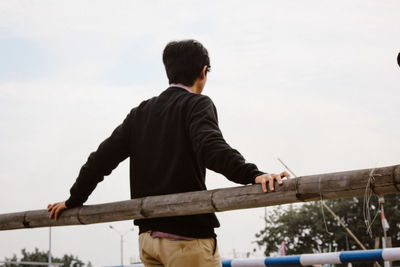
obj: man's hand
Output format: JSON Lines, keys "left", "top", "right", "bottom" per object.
{"left": 255, "top": 172, "right": 290, "bottom": 192}
{"left": 47, "top": 201, "right": 67, "bottom": 220}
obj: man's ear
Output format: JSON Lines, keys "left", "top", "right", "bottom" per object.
{"left": 200, "top": 65, "right": 208, "bottom": 79}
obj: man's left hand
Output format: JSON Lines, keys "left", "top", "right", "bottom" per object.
{"left": 47, "top": 201, "right": 67, "bottom": 220}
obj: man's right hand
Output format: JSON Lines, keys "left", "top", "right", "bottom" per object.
{"left": 47, "top": 201, "right": 67, "bottom": 220}
{"left": 255, "top": 172, "right": 290, "bottom": 192}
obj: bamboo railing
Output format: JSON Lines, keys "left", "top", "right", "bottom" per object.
{"left": 1, "top": 164, "right": 399, "bottom": 231}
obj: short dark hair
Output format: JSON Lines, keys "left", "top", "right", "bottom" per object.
{"left": 163, "top": 40, "right": 210, "bottom": 86}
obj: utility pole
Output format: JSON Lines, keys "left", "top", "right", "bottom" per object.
{"left": 109, "top": 225, "right": 134, "bottom": 266}
{"left": 48, "top": 227, "right": 52, "bottom": 267}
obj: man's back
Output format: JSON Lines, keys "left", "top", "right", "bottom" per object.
{"left": 131, "top": 86, "right": 209, "bottom": 199}
{"left": 131, "top": 86, "right": 220, "bottom": 237}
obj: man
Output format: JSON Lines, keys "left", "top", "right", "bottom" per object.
{"left": 48, "top": 39, "right": 290, "bottom": 267}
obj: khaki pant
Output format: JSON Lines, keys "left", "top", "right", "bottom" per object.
{"left": 139, "top": 232, "right": 222, "bottom": 267}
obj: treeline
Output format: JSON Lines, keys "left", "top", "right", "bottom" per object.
{"left": 2, "top": 248, "right": 91, "bottom": 267}
{"left": 255, "top": 194, "right": 400, "bottom": 255}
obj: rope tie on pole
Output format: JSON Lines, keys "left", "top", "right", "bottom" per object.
{"left": 210, "top": 191, "right": 218, "bottom": 211}
{"left": 392, "top": 176, "right": 400, "bottom": 192}
{"left": 318, "top": 176, "right": 332, "bottom": 235}
{"left": 139, "top": 198, "right": 147, "bottom": 218}
{"left": 392, "top": 166, "right": 400, "bottom": 192}
{"left": 364, "top": 168, "right": 379, "bottom": 238}
{"left": 23, "top": 212, "right": 30, "bottom": 228}
{"left": 294, "top": 178, "right": 302, "bottom": 201}
{"left": 77, "top": 207, "right": 85, "bottom": 225}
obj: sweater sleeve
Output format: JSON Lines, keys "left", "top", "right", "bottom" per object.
{"left": 188, "top": 96, "right": 265, "bottom": 185}
{"left": 65, "top": 108, "right": 135, "bottom": 208}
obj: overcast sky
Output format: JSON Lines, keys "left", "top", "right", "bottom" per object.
{"left": 1, "top": 0, "right": 399, "bottom": 266}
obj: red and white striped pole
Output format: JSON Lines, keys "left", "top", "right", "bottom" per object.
{"left": 378, "top": 195, "right": 390, "bottom": 267}
{"left": 280, "top": 241, "right": 286, "bottom": 256}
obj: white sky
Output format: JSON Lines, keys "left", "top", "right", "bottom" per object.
{"left": 0, "top": 0, "right": 399, "bottom": 266}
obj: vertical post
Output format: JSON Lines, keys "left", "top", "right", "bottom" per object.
{"left": 109, "top": 225, "right": 133, "bottom": 266}
{"left": 374, "top": 237, "right": 380, "bottom": 249}
{"left": 387, "top": 237, "right": 392, "bottom": 267}
{"left": 121, "top": 235, "right": 123, "bottom": 267}
{"left": 378, "top": 195, "right": 390, "bottom": 267}
{"left": 382, "top": 205, "right": 387, "bottom": 251}
{"left": 382, "top": 235, "right": 389, "bottom": 267}
{"left": 48, "top": 227, "right": 52, "bottom": 267}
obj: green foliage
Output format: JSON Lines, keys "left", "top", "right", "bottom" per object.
{"left": 2, "top": 254, "right": 17, "bottom": 267}
{"left": 255, "top": 194, "right": 400, "bottom": 256}
{"left": 3, "top": 248, "right": 86, "bottom": 267}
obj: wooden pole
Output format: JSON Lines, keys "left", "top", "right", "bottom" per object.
{"left": 322, "top": 202, "right": 382, "bottom": 267}
{"left": 1, "top": 164, "right": 400, "bottom": 231}
{"left": 322, "top": 202, "right": 367, "bottom": 250}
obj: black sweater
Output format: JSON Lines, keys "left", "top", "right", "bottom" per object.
{"left": 66, "top": 86, "right": 264, "bottom": 238}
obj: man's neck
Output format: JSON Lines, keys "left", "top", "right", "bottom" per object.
{"left": 170, "top": 83, "right": 203, "bottom": 94}
{"left": 189, "top": 84, "right": 203, "bottom": 94}
{"left": 170, "top": 83, "right": 192, "bottom": 93}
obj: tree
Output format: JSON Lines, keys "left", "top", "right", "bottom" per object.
{"left": 3, "top": 248, "right": 85, "bottom": 267}
{"left": 255, "top": 193, "right": 400, "bottom": 256}
{"left": 2, "top": 254, "right": 17, "bottom": 267}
